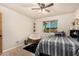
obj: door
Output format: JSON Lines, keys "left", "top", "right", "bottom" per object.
{"left": 0, "top": 13, "right": 2, "bottom": 54}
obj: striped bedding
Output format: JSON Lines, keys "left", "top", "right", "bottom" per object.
{"left": 35, "top": 36, "right": 79, "bottom": 56}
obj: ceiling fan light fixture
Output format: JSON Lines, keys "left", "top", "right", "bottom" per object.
{"left": 38, "top": 9, "right": 48, "bottom": 14}
{"left": 32, "top": 3, "right": 54, "bottom": 14}
{"left": 42, "top": 9, "right": 46, "bottom": 13}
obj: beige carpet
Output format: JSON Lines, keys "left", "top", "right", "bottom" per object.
{"left": 1, "top": 46, "right": 34, "bottom": 56}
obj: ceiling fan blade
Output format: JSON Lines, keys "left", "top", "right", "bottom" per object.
{"left": 45, "top": 3, "right": 54, "bottom": 8}
{"left": 38, "top": 3, "right": 42, "bottom": 8}
{"left": 38, "top": 3, "right": 45, "bottom": 9}
{"left": 45, "top": 9, "right": 50, "bottom": 12}
{"left": 32, "top": 8, "right": 40, "bottom": 10}
{"left": 38, "top": 3, "right": 41, "bottom": 6}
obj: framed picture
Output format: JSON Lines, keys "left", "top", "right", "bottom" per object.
{"left": 43, "top": 20, "right": 58, "bottom": 33}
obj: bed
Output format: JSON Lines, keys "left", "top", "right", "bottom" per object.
{"left": 35, "top": 35, "right": 79, "bottom": 56}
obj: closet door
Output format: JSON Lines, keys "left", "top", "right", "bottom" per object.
{"left": 0, "top": 13, "right": 2, "bottom": 54}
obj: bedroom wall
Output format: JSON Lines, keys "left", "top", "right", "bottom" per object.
{"left": 75, "top": 8, "right": 79, "bottom": 19}
{"left": 0, "top": 5, "right": 34, "bottom": 51}
{"left": 74, "top": 8, "right": 79, "bottom": 29}
{"left": 35, "top": 13, "right": 75, "bottom": 36}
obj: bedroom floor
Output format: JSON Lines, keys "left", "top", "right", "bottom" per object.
{"left": 1, "top": 46, "right": 34, "bottom": 56}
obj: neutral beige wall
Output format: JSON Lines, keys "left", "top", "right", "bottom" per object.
{"left": 74, "top": 8, "right": 79, "bottom": 29}
{"left": 75, "top": 8, "right": 79, "bottom": 19}
{"left": 36, "top": 13, "right": 74, "bottom": 36}
{"left": 0, "top": 5, "right": 33, "bottom": 51}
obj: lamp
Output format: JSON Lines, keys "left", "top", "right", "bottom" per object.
{"left": 72, "top": 18, "right": 79, "bottom": 29}
{"left": 38, "top": 9, "right": 47, "bottom": 14}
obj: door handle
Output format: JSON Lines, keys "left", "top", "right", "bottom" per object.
{"left": 0, "top": 35, "right": 2, "bottom": 37}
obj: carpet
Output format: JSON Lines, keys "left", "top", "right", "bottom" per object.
{"left": 23, "top": 43, "right": 38, "bottom": 53}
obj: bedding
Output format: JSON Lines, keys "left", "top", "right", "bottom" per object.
{"left": 35, "top": 36, "right": 79, "bottom": 56}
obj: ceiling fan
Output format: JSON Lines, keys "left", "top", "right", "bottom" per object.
{"left": 32, "top": 3, "right": 54, "bottom": 13}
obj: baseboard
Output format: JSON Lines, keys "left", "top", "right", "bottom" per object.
{"left": 3, "top": 44, "right": 23, "bottom": 53}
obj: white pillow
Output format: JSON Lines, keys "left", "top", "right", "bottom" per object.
{"left": 41, "top": 33, "right": 55, "bottom": 38}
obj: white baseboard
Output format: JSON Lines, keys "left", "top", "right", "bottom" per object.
{"left": 3, "top": 44, "right": 23, "bottom": 53}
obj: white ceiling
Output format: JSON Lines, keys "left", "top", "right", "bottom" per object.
{"left": 0, "top": 3, "right": 79, "bottom": 19}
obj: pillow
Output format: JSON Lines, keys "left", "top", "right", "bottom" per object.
{"left": 41, "top": 33, "right": 55, "bottom": 38}
{"left": 55, "top": 31, "right": 66, "bottom": 36}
